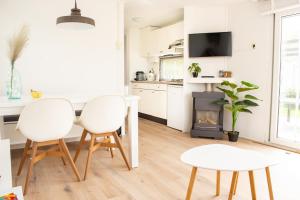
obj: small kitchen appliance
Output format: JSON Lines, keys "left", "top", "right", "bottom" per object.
{"left": 135, "top": 71, "right": 146, "bottom": 81}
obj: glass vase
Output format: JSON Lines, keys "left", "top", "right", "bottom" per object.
{"left": 6, "top": 68, "right": 22, "bottom": 99}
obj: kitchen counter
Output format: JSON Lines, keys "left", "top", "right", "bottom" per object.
{"left": 131, "top": 80, "right": 183, "bottom": 86}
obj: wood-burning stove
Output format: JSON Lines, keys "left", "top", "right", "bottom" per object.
{"left": 191, "top": 92, "right": 224, "bottom": 139}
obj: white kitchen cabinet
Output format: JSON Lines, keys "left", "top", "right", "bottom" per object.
{"left": 149, "top": 90, "right": 167, "bottom": 119}
{"left": 132, "top": 83, "right": 167, "bottom": 119}
{"left": 167, "top": 85, "right": 184, "bottom": 131}
{"left": 140, "top": 21, "right": 183, "bottom": 57}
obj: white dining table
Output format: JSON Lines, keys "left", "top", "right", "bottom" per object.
{"left": 181, "top": 144, "right": 279, "bottom": 200}
{"left": 0, "top": 95, "right": 140, "bottom": 168}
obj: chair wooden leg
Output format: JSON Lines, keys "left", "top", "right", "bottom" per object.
{"left": 186, "top": 167, "right": 198, "bottom": 200}
{"left": 17, "top": 139, "right": 32, "bottom": 176}
{"left": 248, "top": 171, "right": 257, "bottom": 200}
{"left": 84, "top": 134, "right": 96, "bottom": 180}
{"left": 74, "top": 129, "right": 88, "bottom": 163}
{"left": 59, "top": 139, "right": 81, "bottom": 181}
{"left": 23, "top": 142, "right": 38, "bottom": 195}
{"left": 112, "top": 132, "right": 131, "bottom": 170}
{"left": 265, "top": 167, "right": 274, "bottom": 200}
{"left": 58, "top": 143, "right": 67, "bottom": 166}
{"left": 233, "top": 172, "right": 239, "bottom": 195}
{"left": 216, "top": 170, "right": 221, "bottom": 196}
{"left": 107, "top": 136, "right": 114, "bottom": 158}
{"left": 109, "top": 147, "right": 114, "bottom": 158}
{"left": 228, "top": 171, "right": 238, "bottom": 200}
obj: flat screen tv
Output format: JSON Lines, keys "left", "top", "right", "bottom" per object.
{"left": 189, "top": 32, "right": 232, "bottom": 57}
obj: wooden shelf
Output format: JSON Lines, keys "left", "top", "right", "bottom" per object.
{"left": 188, "top": 77, "right": 234, "bottom": 84}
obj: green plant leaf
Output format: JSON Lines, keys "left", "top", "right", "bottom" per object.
{"left": 212, "top": 99, "right": 229, "bottom": 105}
{"left": 216, "top": 87, "right": 238, "bottom": 101}
{"left": 241, "top": 81, "right": 259, "bottom": 89}
{"left": 239, "top": 108, "right": 252, "bottom": 113}
{"left": 225, "top": 105, "right": 233, "bottom": 111}
{"left": 234, "top": 101, "right": 245, "bottom": 106}
{"left": 237, "top": 87, "right": 258, "bottom": 93}
{"left": 243, "top": 100, "right": 259, "bottom": 107}
{"left": 221, "top": 81, "right": 237, "bottom": 89}
{"left": 245, "top": 94, "right": 261, "bottom": 101}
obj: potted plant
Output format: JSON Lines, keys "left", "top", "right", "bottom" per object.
{"left": 188, "top": 63, "right": 201, "bottom": 78}
{"left": 214, "top": 81, "right": 261, "bottom": 142}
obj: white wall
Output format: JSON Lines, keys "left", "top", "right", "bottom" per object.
{"left": 183, "top": 2, "right": 274, "bottom": 142}
{"left": 126, "top": 28, "right": 148, "bottom": 86}
{"left": 0, "top": 0, "right": 125, "bottom": 144}
{"left": 0, "top": 0, "right": 124, "bottom": 96}
{"left": 227, "top": 2, "right": 274, "bottom": 142}
{"left": 183, "top": 6, "right": 230, "bottom": 132}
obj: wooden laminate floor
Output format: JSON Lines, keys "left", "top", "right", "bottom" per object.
{"left": 11, "top": 118, "right": 300, "bottom": 200}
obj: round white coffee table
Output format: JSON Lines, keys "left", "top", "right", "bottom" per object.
{"left": 181, "top": 144, "right": 278, "bottom": 200}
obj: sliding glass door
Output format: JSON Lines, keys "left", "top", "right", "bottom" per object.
{"left": 271, "top": 9, "right": 300, "bottom": 148}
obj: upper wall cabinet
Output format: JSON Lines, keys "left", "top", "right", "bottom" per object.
{"left": 140, "top": 21, "right": 184, "bottom": 57}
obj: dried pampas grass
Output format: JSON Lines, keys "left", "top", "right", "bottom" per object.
{"left": 8, "top": 25, "right": 29, "bottom": 67}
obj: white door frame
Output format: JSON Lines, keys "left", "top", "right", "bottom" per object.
{"left": 270, "top": 8, "right": 300, "bottom": 149}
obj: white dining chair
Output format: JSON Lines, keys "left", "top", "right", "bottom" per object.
{"left": 16, "top": 98, "right": 81, "bottom": 195}
{"left": 73, "top": 95, "right": 131, "bottom": 180}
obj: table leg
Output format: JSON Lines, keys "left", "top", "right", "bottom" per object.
{"left": 216, "top": 170, "right": 221, "bottom": 196}
{"left": 248, "top": 171, "right": 257, "bottom": 200}
{"left": 228, "top": 171, "right": 238, "bottom": 200}
{"left": 233, "top": 172, "right": 239, "bottom": 195}
{"left": 265, "top": 167, "right": 274, "bottom": 200}
{"left": 0, "top": 116, "right": 4, "bottom": 139}
{"left": 127, "top": 99, "right": 139, "bottom": 168}
{"left": 186, "top": 167, "right": 198, "bottom": 200}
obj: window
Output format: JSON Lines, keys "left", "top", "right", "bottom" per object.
{"left": 271, "top": 9, "right": 300, "bottom": 148}
{"left": 159, "top": 56, "right": 183, "bottom": 81}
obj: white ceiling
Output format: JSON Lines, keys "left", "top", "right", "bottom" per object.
{"left": 125, "top": 0, "right": 251, "bottom": 29}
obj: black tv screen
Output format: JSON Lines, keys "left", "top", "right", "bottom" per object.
{"left": 189, "top": 32, "right": 232, "bottom": 57}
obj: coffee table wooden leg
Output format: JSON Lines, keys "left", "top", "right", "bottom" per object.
{"left": 233, "top": 172, "right": 239, "bottom": 195}
{"left": 248, "top": 171, "right": 257, "bottom": 200}
{"left": 265, "top": 167, "right": 274, "bottom": 200}
{"left": 186, "top": 167, "right": 198, "bottom": 200}
{"left": 228, "top": 171, "right": 238, "bottom": 200}
{"left": 216, "top": 170, "right": 221, "bottom": 196}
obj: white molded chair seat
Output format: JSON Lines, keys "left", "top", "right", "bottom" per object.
{"left": 74, "top": 95, "right": 131, "bottom": 180}
{"left": 79, "top": 95, "right": 126, "bottom": 133}
{"left": 16, "top": 98, "right": 81, "bottom": 195}
{"left": 17, "top": 98, "right": 75, "bottom": 142}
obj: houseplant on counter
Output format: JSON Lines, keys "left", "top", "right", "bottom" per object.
{"left": 6, "top": 25, "right": 29, "bottom": 99}
{"left": 188, "top": 63, "right": 201, "bottom": 78}
{"left": 214, "top": 80, "right": 261, "bottom": 142}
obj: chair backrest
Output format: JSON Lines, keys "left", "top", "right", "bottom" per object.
{"left": 79, "top": 95, "right": 126, "bottom": 133}
{"left": 17, "top": 98, "right": 75, "bottom": 142}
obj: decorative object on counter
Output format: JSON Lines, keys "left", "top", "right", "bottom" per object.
{"left": 147, "top": 69, "right": 156, "bottom": 81}
{"left": 6, "top": 25, "right": 29, "bottom": 100}
{"left": 30, "top": 89, "right": 43, "bottom": 99}
{"left": 188, "top": 63, "right": 201, "bottom": 78}
{"left": 56, "top": 0, "right": 95, "bottom": 30}
{"left": 134, "top": 71, "right": 146, "bottom": 81}
{"left": 223, "top": 71, "right": 232, "bottom": 78}
{"left": 219, "top": 70, "right": 232, "bottom": 78}
{"left": 214, "top": 81, "right": 261, "bottom": 142}
{"left": 219, "top": 70, "right": 224, "bottom": 77}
